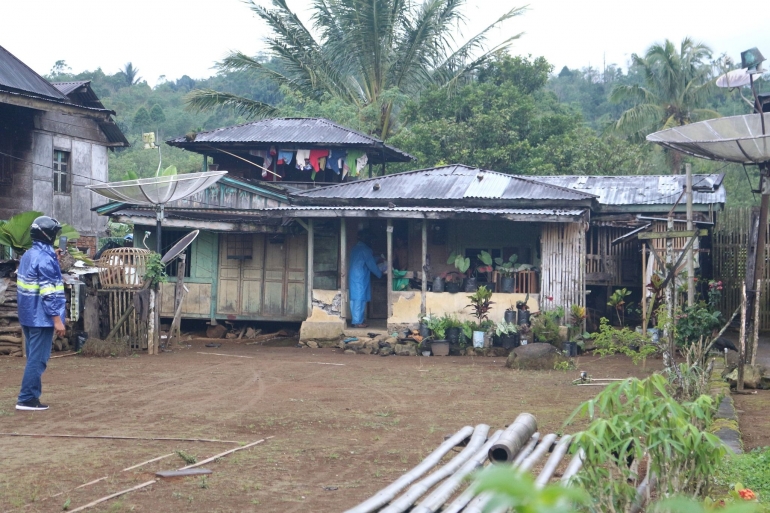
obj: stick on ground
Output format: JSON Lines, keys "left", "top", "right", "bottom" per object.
{"left": 67, "top": 480, "right": 156, "bottom": 513}
{"left": 0, "top": 433, "right": 241, "bottom": 444}
{"left": 180, "top": 437, "right": 273, "bottom": 470}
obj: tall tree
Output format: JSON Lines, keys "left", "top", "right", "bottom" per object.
{"left": 121, "top": 62, "right": 142, "bottom": 86}
{"left": 186, "top": 0, "right": 525, "bottom": 139}
{"left": 610, "top": 37, "right": 719, "bottom": 173}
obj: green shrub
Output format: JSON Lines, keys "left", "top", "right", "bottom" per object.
{"left": 591, "top": 317, "right": 658, "bottom": 365}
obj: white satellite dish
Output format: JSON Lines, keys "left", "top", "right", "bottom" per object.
{"left": 716, "top": 68, "right": 752, "bottom": 88}
{"left": 646, "top": 113, "right": 770, "bottom": 164}
{"left": 88, "top": 171, "right": 227, "bottom": 253}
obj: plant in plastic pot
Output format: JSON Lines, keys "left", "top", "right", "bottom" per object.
{"left": 466, "top": 286, "right": 494, "bottom": 348}
{"left": 443, "top": 271, "right": 463, "bottom": 293}
{"left": 495, "top": 321, "right": 519, "bottom": 349}
{"left": 495, "top": 254, "right": 518, "bottom": 293}
{"left": 442, "top": 314, "right": 464, "bottom": 347}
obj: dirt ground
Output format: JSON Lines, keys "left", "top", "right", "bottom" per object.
{"left": 0, "top": 341, "right": 661, "bottom": 513}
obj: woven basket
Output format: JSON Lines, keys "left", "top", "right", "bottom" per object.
{"left": 97, "top": 248, "right": 152, "bottom": 289}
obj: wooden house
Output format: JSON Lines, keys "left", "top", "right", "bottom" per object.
{"left": 0, "top": 44, "right": 128, "bottom": 256}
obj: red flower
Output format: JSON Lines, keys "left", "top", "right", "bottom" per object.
{"left": 546, "top": 296, "right": 553, "bottom": 301}
{"left": 739, "top": 488, "right": 756, "bottom": 500}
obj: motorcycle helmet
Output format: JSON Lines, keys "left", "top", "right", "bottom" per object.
{"left": 30, "top": 216, "right": 62, "bottom": 245}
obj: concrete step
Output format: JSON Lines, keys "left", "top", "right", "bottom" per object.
{"left": 342, "top": 326, "right": 389, "bottom": 338}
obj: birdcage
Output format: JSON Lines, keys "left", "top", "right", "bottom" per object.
{"left": 97, "top": 247, "right": 152, "bottom": 289}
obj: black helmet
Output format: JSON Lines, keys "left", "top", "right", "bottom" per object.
{"left": 30, "top": 216, "right": 62, "bottom": 244}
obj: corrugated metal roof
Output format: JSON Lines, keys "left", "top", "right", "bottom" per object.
{"left": 52, "top": 80, "right": 91, "bottom": 95}
{"left": 0, "top": 44, "right": 69, "bottom": 100}
{"left": 294, "top": 164, "right": 597, "bottom": 202}
{"left": 166, "top": 117, "right": 414, "bottom": 163}
{"left": 528, "top": 174, "right": 726, "bottom": 206}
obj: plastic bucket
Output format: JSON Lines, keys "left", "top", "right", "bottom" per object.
{"left": 562, "top": 341, "right": 577, "bottom": 357}
{"left": 472, "top": 331, "right": 485, "bottom": 348}
{"left": 517, "top": 310, "right": 531, "bottom": 326}
{"left": 504, "top": 310, "right": 516, "bottom": 323}
{"left": 500, "top": 276, "right": 515, "bottom": 293}
{"left": 432, "top": 277, "right": 445, "bottom": 293}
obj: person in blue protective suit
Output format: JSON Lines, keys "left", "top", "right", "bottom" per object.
{"left": 16, "top": 216, "right": 66, "bottom": 411}
{"left": 349, "top": 230, "right": 384, "bottom": 328}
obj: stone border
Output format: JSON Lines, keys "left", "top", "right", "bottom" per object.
{"left": 709, "top": 360, "right": 743, "bottom": 454}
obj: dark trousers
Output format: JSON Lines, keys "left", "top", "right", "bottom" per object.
{"left": 18, "top": 326, "right": 53, "bottom": 403}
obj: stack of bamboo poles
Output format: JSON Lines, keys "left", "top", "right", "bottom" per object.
{"left": 344, "top": 413, "right": 585, "bottom": 513}
{"left": 0, "top": 277, "right": 22, "bottom": 357}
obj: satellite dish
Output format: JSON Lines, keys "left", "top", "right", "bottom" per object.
{"left": 161, "top": 230, "right": 199, "bottom": 264}
{"left": 87, "top": 171, "right": 227, "bottom": 205}
{"left": 87, "top": 171, "right": 226, "bottom": 253}
{"left": 716, "top": 69, "right": 752, "bottom": 88}
{"left": 646, "top": 113, "right": 770, "bottom": 164}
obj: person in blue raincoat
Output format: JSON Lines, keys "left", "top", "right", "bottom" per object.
{"left": 349, "top": 230, "right": 383, "bottom": 328}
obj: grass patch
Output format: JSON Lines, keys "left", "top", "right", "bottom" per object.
{"left": 714, "top": 447, "right": 770, "bottom": 502}
{"left": 79, "top": 338, "right": 131, "bottom": 358}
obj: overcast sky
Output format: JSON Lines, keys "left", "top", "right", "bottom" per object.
{"left": 1, "top": 0, "right": 766, "bottom": 86}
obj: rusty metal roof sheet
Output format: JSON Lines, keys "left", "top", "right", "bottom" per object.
{"left": 529, "top": 174, "right": 726, "bottom": 206}
{"left": 51, "top": 80, "right": 91, "bottom": 95}
{"left": 166, "top": 117, "right": 414, "bottom": 163}
{"left": 294, "top": 164, "right": 596, "bottom": 202}
{"left": 0, "top": 44, "right": 69, "bottom": 100}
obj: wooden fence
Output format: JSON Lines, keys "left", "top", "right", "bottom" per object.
{"left": 713, "top": 207, "right": 770, "bottom": 330}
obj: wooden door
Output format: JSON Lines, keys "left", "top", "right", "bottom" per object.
{"left": 240, "top": 235, "right": 264, "bottom": 314}
{"left": 285, "top": 234, "right": 307, "bottom": 316}
{"left": 263, "top": 237, "right": 286, "bottom": 316}
{"left": 217, "top": 234, "right": 242, "bottom": 314}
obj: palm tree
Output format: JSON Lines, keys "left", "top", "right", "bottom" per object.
{"left": 121, "top": 62, "right": 142, "bottom": 86}
{"left": 186, "top": 0, "right": 525, "bottom": 139}
{"left": 610, "top": 38, "right": 720, "bottom": 173}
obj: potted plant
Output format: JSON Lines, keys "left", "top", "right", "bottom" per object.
{"left": 447, "top": 251, "right": 470, "bottom": 291}
{"left": 443, "top": 271, "right": 463, "bottom": 293}
{"left": 466, "top": 285, "right": 494, "bottom": 348}
{"left": 515, "top": 293, "right": 531, "bottom": 326}
{"left": 494, "top": 254, "right": 518, "bottom": 293}
{"left": 565, "top": 304, "right": 587, "bottom": 357}
{"left": 442, "top": 314, "right": 464, "bottom": 348}
{"left": 494, "top": 321, "right": 519, "bottom": 350}
{"left": 518, "top": 323, "right": 532, "bottom": 345}
{"left": 418, "top": 313, "right": 432, "bottom": 338}
{"left": 448, "top": 250, "right": 493, "bottom": 292}
{"left": 426, "top": 315, "right": 449, "bottom": 356}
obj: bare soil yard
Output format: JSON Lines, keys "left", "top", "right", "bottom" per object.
{"left": 0, "top": 341, "right": 661, "bottom": 513}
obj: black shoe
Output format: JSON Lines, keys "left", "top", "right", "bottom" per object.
{"left": 15, "top": 398, "right": 49, "bottom": 411}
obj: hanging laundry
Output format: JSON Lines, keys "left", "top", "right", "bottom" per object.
{"left": 278, "top": 150, "right": 294, "bottom": 166}
{"left": 327, "top": 149, "right": 346, "bottom": 175}
{"left": 342, "top": 150, "right": 366, "bottom": 177}
{"left": 356, "top": 152, "right": 368, "bottom": 173}
{"left": 295, "top": 149, "right": 311, "bottom": 169}
{"left": 248, "top": 149, "right": 272, "bottom": 169}
{"left": 309, "top": 149, "right": 330, "bottom": 172}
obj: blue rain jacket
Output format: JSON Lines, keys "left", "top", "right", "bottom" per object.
{"left": 16, "top": 241, "right": 66, "bottom": 327}
{"left": 349, "top": 241, "right": 382, "bottom": 301}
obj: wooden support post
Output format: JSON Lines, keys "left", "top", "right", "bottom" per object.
{"left": 739, "top": 283, "right": 747, "bottom": 391}
{"left": 421, "top": 219, "right": 428, "bottom": 317}
{"left": 170, "top": 254, "right": 186, "bottom": 347}
{"left": 642, "top": 246, "right": 647, "bottom": 331}
{"left": 307, "top": 218, "right": 308, "bottom": 318}
{"left": 147, "top": 288, "right": 157, "bottom": 355}
{"left": 686, "top": 163, "right": 695, "bottom": 308}
{"left": 746, "top": 168, "right": 770, "bottom": 363}
{"left": 752, "top": 278, "right": 761, "bottom": 367}
{"left": 665, "top": 216, "right": 675, "bottom": 361}
{"left": 387, "top": 219, "right": 393, "bottom": 321}
{"left": 340, "top": 218, "right": 347, "bottom": 321}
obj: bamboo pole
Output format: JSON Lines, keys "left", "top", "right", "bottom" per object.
{"left": 517, "top": 433, "right": 558, "bottom": 472}
{"left": 642, "top": 245, "right": 647, "bottom": 330}
{"left": 344, "top": 426, "right": 474, "bottom": 513}
{"left": 387, "top": 219, "right": 393, "bottom": 320}
{"left": 738, "top": 282, "right": 747, "bottom": 391}
{"left": 180, "top": 437, "right": 272, "bottom": 470}
{"left": 379, "top": 425, "right": 490, "bottom": 513}
{"left": 560, "top": 448, "right": 585, "bottom": 482}
{"left": 410, "top": 430, "right": 503, "bottom": 513}
{"left": 752, "top": 278, "right": 761, "bottom": 367}
{"left": 421, "top": 219, "right": 427, "bottom": 316}
{"left": 122, "top": 453, "right": 175, "bottom": 471}
{"left": 488, "top": 413, "right": 537, "bottom": 463}
{"left": 340, "top": 218, "right": 347, "bottom": 320}
{"left": 442, "top": 433, "right": 540, "bottom": 513}
{"left": 67, "top": 480, "right": 156, "bottom": 513}
{"left": 307, "top": 219, "right": 314, "bottom": 318}
{"left": 534, "top": 435, "right": 572, "bottom": 487}
{"left": 686, "top": 163, "right": 695, "bottom": 308}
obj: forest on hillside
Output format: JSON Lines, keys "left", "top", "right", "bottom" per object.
{"left": 45, "top": 47, "right": 769, "bottom": 207}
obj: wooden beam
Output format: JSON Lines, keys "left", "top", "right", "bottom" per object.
{"left": 340, "top": 218, "right": 348, "bottom": 320}
{"left": 387, "top": 219, "right": 393, "bottom": 320}
{"left": 638, "top": 229, "right": 708, "bottom": 239}
{"left": 307, "top": 219, "right": 308, "bottom": 318}
{"left": 294, "top": 218, "right": 309, "bottom": 231}
{"left": 421, "top": 219, "right": 427, "bottom": 316}
{"left": 114, "top": 216, "right": 284, "bottom": 233}
{"left": 0, "top": 91, "right": 114, "bottom": 121}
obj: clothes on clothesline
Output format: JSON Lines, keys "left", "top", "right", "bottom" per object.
{"left": 278, "top": 151, "right": 294, "bottom": 165}
{"left": 327, "top": 149, "right": 347, "bottom": 175}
